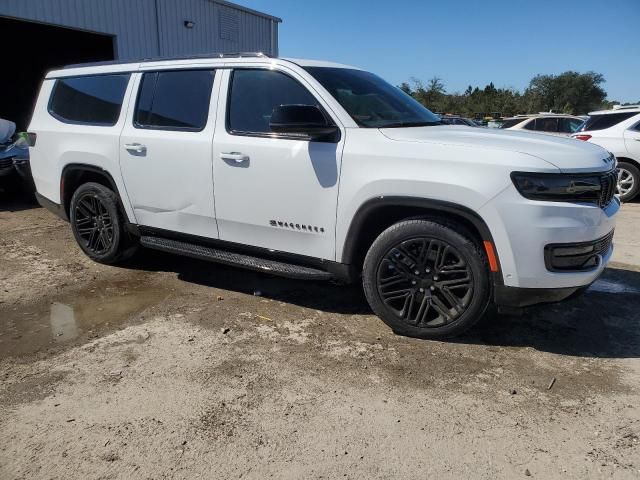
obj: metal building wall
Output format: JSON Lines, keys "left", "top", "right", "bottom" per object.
{"left": 155, "top": 0, "right": 278, "bottom": 57}
{"left": 0, "top": 0, "right": 280, "bottom": 59}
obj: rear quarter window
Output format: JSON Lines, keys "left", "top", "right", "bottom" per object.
{"left": 581, "top": 112, "right": 638, "bottom": 132}
{"left": 48, "top": 74, "right": 130, "bottom": 126}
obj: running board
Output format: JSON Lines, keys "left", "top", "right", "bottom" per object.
{"left": 140, "top": 236, "right": 334, "bottom": 280}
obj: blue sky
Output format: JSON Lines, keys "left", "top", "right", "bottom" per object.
{"left": 241, "top": 0, "right": 639, "bottom": 102}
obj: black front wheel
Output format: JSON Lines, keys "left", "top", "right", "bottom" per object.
{"left": 69, "top": 182, "right": 138, "bottom": 264}
{"left": 362, "top": 219, "right": 491, "bottom": 339}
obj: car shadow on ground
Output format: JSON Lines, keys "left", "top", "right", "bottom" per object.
{"left": 459, "top": 267, "right": 640, "bottom": 359}
{"left": 126, "top": 248, "right": 371, "bottom": 315}
{"left": 127, "top": 249, "right": 640, "bottom": 359}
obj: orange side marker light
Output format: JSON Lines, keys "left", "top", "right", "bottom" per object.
{"left": 483, "top": 241, "right": 499, "bottom": 273}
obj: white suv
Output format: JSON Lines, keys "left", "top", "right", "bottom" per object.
{"left": 28, "top": 53, "right": 619, "bottom": 339}
{"left": 572, "top": 105, "right": 640, "bottom": 202}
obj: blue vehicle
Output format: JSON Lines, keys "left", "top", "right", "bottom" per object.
{"left": 0, "top": 118, "right": 32, "bottom": 188}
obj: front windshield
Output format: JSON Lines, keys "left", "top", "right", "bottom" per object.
{"left": 304, "top": 67, "right": 441, "bottom": 128}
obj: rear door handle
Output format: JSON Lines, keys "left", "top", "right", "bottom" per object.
{"left": 220, "top": 152, "right": 250, "bottom": 163}
{"left": 124, "top": 143, "right": 147, "bottom": 154}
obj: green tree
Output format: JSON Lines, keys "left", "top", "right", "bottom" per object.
{"left": 398, "top": 82, "right": 413, "bottom": 96}
{"left": 526, "top": 71, "right": 606, "bottom": 114}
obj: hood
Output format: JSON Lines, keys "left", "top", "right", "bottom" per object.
{"left": 379, "top": 125, "right": 614, "bottom": 173}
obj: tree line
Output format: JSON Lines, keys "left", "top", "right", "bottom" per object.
{"left": 399, "top": 71, "right": 638, "bottom": 118}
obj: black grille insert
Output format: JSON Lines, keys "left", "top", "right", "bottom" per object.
{"left": 599, "top": 169, "right": 618, "bottom": 208}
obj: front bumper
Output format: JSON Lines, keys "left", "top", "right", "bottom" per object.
{"left": 480, "top": 185, "right": 618, "bottom": 290}
{"left": 494, "top": 284, "right": 590, "bottom": 307}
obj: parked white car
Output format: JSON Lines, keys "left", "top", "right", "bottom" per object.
{"left": 27, "top": 53, "right": 618, "bottom": 338}
{"left": 572, "top": 105, "right": 640, "bottom": 202}
{"left": 501, "top": 114, "right": 585, "bottom": 137}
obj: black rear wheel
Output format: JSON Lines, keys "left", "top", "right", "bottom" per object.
{"left": 363, "top": 219, "right": 491, "bottom": 339}
{"left": 70, "top": 182, "right": 138, "bottom": 264}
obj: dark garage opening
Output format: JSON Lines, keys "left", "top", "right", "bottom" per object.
{"left": 0, "top": 17, "right": 115, "bottom": 131}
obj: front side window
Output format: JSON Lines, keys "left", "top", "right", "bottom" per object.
{"left": 49, "top": 74, "right": 130, "bottom": 125}
{"left": 305, "top": 67, "right": 441, "bottom": 128}
{"left": 227, "top": 69, "right": 321, "bottom": 134}
{"left": 559, "top": 117, "right": 584, "bottom": 133}
{"left": 134, "top": 69, "right": 215, "bottom": 131}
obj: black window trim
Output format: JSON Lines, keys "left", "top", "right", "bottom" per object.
{"left": 224, "top": 67, "right": 341, "bottom": 143}
{"left": 133, "top": 68, "right": 216, "bottom": 133}
{"left": 47, "top": 73, "right": 131, "bottom": 127}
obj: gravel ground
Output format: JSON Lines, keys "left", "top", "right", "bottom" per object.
{"left": 1, "top": 188, "right": 639, "bottom": 479}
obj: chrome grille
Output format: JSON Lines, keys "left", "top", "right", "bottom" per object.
{"left": 599, "top": 169, "right": 618, "bottom": 208}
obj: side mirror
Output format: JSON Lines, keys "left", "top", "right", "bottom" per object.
{"left": 269, "top": 105, "right": 339, "bottom": 139}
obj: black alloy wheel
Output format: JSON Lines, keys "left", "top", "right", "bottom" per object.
{"left": 376, "top": 237, "right": 473, "bottom": 328}
{"left": 363, "top": 219, "right": 491, "bottom": 339}
{"left": 74, "top": 192, "right": 115, "bottom": 255}
{"left": 69, "top": 182, "right": 138, "bottom": 264}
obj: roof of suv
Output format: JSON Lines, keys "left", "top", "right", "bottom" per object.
{"left": 503, "top": 113, "right": 582, "bottom": 120}
{"left": 48, "top": 54, "right": 359, "bottom": 79}
{"left": 588, "top": 105, "right": 640, "bottom": 115}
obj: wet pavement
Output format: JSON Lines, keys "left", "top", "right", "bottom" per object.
{"left": 0, "top": 277, "right": 171, "bottom": 358}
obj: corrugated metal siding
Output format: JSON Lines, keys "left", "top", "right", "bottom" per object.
{"left": 0, "top": 0, "right": 160, "bottom": 59}
{"left": 0, "top": 0, "right": 278, "bottom": 59}
{"left": 155, "top": 0, "right": 276, "bottom": 57}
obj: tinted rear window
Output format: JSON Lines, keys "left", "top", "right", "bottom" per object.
{"left": 134, "top": 70, "right": 215, "bottom": 131}
{"left": 49, "top": 74, "right": 130, "bottom": 125}
{"left": 581, "top": 112, "right": 637, "bottom": 132}
{"left": 534, "top": 117, "right": 559, "bottom": 132}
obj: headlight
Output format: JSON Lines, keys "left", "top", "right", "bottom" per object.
{"left": 511, "top": 172, "right": 602, "bottom": 203}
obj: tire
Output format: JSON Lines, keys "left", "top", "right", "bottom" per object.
{"left": 69, "top": 182, "right": 138, "bottom": 264}
{"left": 362, "top": 219, "right": 491, "bottom": 339}
{"left": 617, "top": 161, "right": 640, "bottom": 202}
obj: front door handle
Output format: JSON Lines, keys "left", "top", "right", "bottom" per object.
{"left": 220, "top": 152, "right": 249, "bottom": 163}
{"left": 124, "top": 143, "right": 147, "bottom": 154}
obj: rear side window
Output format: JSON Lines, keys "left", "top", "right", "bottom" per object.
{"left": 534, "top": 118, "right": 559, "bottom": 132}
{"left": 228, "top": 69, "right": 320, "bottom": 134}
{"left": 49, "top": 74, "right": 130, "bottom": 126}
{"left": 581, "top": 112, "right": 637, "bottom": 132}
{"left": 134, "top": 70, "right": 215, "bottom": 131}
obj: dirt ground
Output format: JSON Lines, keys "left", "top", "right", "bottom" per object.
{"left": 1, "top": 186, "right": 639, "bottom": 480}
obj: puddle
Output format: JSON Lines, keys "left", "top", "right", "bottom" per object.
{"left": 0, "top": 279, "right": 171, "bottom": 358}
{"left": 588, "top": 278, "right": 640, "bottom": 295}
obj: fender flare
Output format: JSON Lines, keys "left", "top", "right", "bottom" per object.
{"left": 60, "top": 163, "right": 129, "bottom": 220}
{"left": 340, "top": 196, "right": 503, "bottom": 284}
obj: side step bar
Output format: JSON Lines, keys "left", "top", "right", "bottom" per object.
{"left": 140, "top": 236, "right": 334, "bottom": 281}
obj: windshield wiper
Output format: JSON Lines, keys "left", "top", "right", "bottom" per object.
{"left": 378, "top": 121, "right": 442, "bottom": 128}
